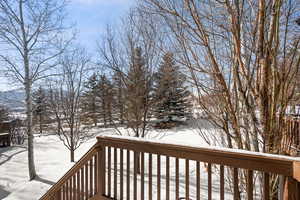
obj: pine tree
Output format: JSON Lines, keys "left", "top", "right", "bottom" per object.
{"left": 97, "top": 74, "right": 114, "bottom": 127}
{"left": 0, "top": 105, "right": 10, "bottom": 123}
{"left": 82, "top": 73, "right": 100, "bottom": 126}
{"left": 125, "top": 47, "right": 152, "bottom": 137}
{"left": 32, "top": 86, "right": 48, "bottom": 134}
{"left": 112, "top": 71, "right": 125, "bottom": 125}
{"left": 153, "top": 53, "right": 191, "bottom": 126}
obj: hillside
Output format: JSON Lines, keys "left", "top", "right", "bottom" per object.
{"left": 0, "top": 89, "right": 25, "bottom": 112}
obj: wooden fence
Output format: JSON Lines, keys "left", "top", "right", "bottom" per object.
{"left": 283, "top": 117, "right": 300, "bottom": 155}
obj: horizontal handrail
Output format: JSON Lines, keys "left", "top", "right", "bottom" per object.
{"left": 97, "top": 135, "right": 300, "bottom": 180}
{"left": 41, "top": 135, "right": 300, "bottom": 200}
{"left": 40, "top": 142, "right": 100, "bottom": 200}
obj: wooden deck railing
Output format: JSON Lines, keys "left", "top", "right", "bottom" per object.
{"left": 40, "top": 143, "right": 102, "bottom": 200}
{"left": 40, "top": 136, "right": 300, "bottom": 200}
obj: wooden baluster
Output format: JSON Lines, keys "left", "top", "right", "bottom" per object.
{"left": 66, "top": 180, "right": 69, "bottom": 200}
{"left": 90, "top": 158, "right": 93, "bottom": 197}
{"left": 114, "top": 148, "right": 118, "bottom": 199}
{"left": 166, "top": 156, "right": 170, "bottom": 200}
{"left": 284, "top": 176, "right": 300, "bottom": 200}
{"left": 69, "top": 178, "right": 71, "bottom": 200}
{"left": 141, "top": 152, "right": 145, "bottom": 200}
{"left": 196, "top": 161, "right": 200, "bottom": 200}
{"left": 61, "top": 186, "right": 63, "bottom": 200}
{"left": 264, "top": 172, "right": 270, "bottom": 200}
{"left": 85, "top": 163, "right": 89, "bottom": 199}
{"left": 56, "top": 188, "right": 62, "bottom": 200}
{"left": 149, "top": 153, "right": 153, "bottom": 200}
{"left": 247, "top": 170, "right": 253, "bottom": 200}
{"left": 65, "top": 184, "right": 68, "bottom": 200}
{"left": 94, "top": 153, "right": 97, "bottom": 194}
{"left": 72, "top": 175, "right": 76, "bottom": 200}
{"left": 208, "top": 163, "right": 212, "bottom": 200}
{"left": 101, "top": 147, "right": 106, "bottom": 196}
{"left": 126, "top": 149, "right": 130, "bottom": 200}
{"left": 120, "top": 148, "right": 124, "bottom": 200}
{"left": 233, "top": 168, "right": 239, "bottom": 200}
{"left": 108, "top": 147, "right": 111, "bottom": 197}
{"left": 70, "top": 178, "right": 73, "bottom": 200}
{"left": 70, "top": 176, "right": 73, "bottom": 200}
{"left": 77, "top": 171, "right": 80, "bottom": 200}
{"left": 70, "top": 179, "right": 72, "bottom": 200}
{"left": 176, "top": 158, "right": 179, "bottom": 200}
{"left": 186, "top": 159, "right": 189, "bottom": 200}
{"left": 97, "top": 146, "right": 105, "bottom": 197}
{"left": 80, "top": 168, "right": 84, "bottom": 199}
{"left": 133, "top": 152, "right": 137, "bottom": 200}
{"left": 220, "top": 165, "right": 224, "bottom": 200}
{"left": 157, "top": 155, "right": 161, "bottom": 200}
{"left": 65, "top": 181, "right": 68, "bottom": 200}
{"left": 63, "top": 184, "right": 66, "bottom": 200}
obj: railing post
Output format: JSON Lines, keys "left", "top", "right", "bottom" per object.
{"left": 284, "top": 177, "right": 300, "bottom": 200}
{"left": 97, "top": 145, "right": 106, "bottom": 199}
{"left": 57, "top": 189, "right": 62, "bottom": 200}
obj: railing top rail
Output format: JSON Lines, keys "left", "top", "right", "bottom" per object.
{"left": 97, "top": 135, "right": 300, "bottom": 180}
{"left": 40, "top": 142, "right": 100, "bottom": 200}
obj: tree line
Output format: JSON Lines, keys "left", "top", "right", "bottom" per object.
{"left": 33, "top": 49, "right": 192, "bottom": 139}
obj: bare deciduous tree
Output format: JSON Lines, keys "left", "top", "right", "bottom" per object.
{"left": 0, "top": 0, "right": 71, "bottom": 180}
{"left": 141, "top": 0, "right": 300, "bottom": 198}
{"left": 98, "top": 8, "right": 163, "bottom": 138}
{"left": 142, "top": 0, "right": 300, "bottom": 150}
{"left": 48, "top": 46, "right": 91, "bottom": 162}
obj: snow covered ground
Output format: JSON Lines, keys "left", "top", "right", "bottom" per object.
{"left": 0, "top": 126, "right": 208, "bottom": 200}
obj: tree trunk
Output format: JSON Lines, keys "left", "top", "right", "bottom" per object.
{"left": 25, "top": 73, "right": 37, "bottom": 180}
{"left": 57, "top": 118, "right": 61, "bottom": 135}
{"left": 39, "top": 114, "right": 42, "bottom": 134}
{"left": 103, "top": 110, "right": 107, "bottom": 127}
{"left": 19, "top": 0, "right": 36, "bottom": 181}
{"left": 120, "top": 105, "right": 124, "bottom": 125}
{"left": 70, "top": 148, "right": 75, "bottom": 162}
{"left": 70, "top": 120, "right": 75, "bottom": 162}
{"left": 93, "top": 98, "right": 97, "bottom": 127}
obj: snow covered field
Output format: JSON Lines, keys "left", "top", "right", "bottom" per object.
{"left": 0, "top": 126, "right": 208, "bottom": 200}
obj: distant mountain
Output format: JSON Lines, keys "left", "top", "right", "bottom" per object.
{"left": 0, "top": 88, "right": 25, "bottom": 111}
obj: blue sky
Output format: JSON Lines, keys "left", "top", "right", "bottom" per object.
{"left": 68, "top": 0, "right": 134, "bottom": 52}
{"left": 0, "top": 0, "right": 134, "bottom": 91}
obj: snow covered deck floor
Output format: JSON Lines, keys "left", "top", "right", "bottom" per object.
{"left": 40, "top": 136, "right": 300, "bottom": 200}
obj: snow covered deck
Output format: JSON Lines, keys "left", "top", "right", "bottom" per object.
{"left": 40, "top": 136, "right": 300, "bottom": 200}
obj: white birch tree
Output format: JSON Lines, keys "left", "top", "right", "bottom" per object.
{"left": 0, "top": 0, "right": 71, "bottom": 180}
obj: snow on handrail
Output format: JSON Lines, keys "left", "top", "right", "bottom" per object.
{"left": 97, "top": 135, "right": 300, "bottom": 179}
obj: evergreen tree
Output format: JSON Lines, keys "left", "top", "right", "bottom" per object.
{"left": 125, "top": 47, "right": 152, "bottom": 137}
{"left": 0, "top": 105, "right": 10, "bottom": 123}
{"left": 81, "top": 73, "right": 100, "bottom": 126}
{"left": 32, "top": 86, "right": 49, "bottom": 134}
{"left": 97, "top": 74, "right": 114, "bottom": 127}
{"left": 112, "top": 71, "right": 125, "bottom": 125}
{"left": 153, "top": 53, "right": 191, "bottom": 125}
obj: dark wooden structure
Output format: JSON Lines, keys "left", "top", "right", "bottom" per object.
{"left": 283, "top": 117, "right": 300, "bottom": 156}
{"left": 0, "top": 119, "right": 24, "bottom": 147}
{"left": 40, "top": 135, "right": 300, "bottom": 200}
{"left": 0, "top": 121, "right": 12, "bottom": 147}
{"left": 0, "top": 133, "right": 10, "bottom": 147}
